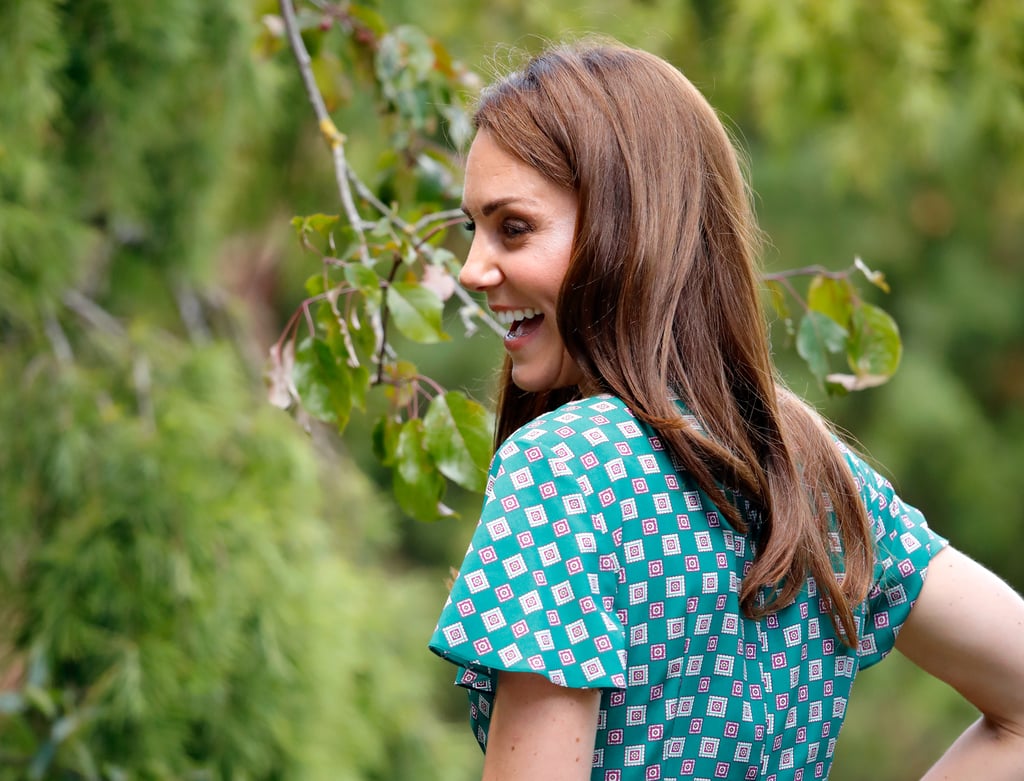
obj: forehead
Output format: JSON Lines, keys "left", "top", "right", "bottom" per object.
{"left": 462, "top": 130, "right": 575, "bottom": 213}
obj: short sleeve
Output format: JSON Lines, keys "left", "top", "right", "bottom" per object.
{"left": 429, "top": 431, "right": 627, "bottom": 696}
{"left": 843, "top": 447, "right": 948, "bottom": 667}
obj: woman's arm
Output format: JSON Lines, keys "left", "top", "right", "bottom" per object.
{"left": 895, "top": 546, "right": 1024, "bottom": 779}
{"left": 482, "top": 671, "right": 602, "bottom": 781}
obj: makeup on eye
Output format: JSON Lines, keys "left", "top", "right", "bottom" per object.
{"left": 500, "top": 218, "right": 533, "bottom": 238}
{"left": 461, "top": 213, "right": 534, "bottom": 241}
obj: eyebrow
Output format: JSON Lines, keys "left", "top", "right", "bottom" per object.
{"left": 460, "top": 197, "right": 528, "bottom": 218}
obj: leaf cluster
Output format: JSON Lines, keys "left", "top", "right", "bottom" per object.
{"left": 766, "top": 258, "right": 901, "bottom": 393}
{"left": 273, "top": 213, "right": 494, "bottom": 521}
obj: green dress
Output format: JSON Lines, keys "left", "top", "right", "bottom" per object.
{"left": 430, "top": 395, "right": 946, "bottom": 780}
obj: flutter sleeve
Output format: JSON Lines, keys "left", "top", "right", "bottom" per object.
{"left": 429, "top": 428, "right": 627, "bottom": 698}
{"left": 842, "top": 447, "right": 949, "bottom": 668}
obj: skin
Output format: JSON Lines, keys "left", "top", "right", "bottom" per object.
{"left": 897, "top": 547, "right": 1024, "bottom": 779}
{"left": 459, "top": 130, "right": 583, "bottom": 393}
{"left": 482, "top": 672, "right": 601, "bottom": 781}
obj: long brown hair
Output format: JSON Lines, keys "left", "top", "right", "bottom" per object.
{"left": 475, "top": 41, "right": 872, "bottom": 644}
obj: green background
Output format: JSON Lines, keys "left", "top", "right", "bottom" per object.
{"left": 1, "top": 0, "right": 1021, "bottom": 778}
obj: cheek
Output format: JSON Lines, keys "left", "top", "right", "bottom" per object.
{"left": 541, "top": 232, "right": 576, "bottom": 292}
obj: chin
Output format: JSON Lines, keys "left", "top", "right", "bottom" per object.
{"left": 509, "top": 355, "right": 584, "bottom": 394}
{"left": 511, "top": 371, "right": 581, "bottom": 395}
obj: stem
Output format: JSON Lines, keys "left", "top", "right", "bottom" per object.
{"left": 63, "top": 291, "right": 126, "bottom": 337}
{"left": 43, "top": 313, "right": 73, "bottom": 364}
{"left": 279, "top": 0, "right": 371, "bottom": 264}
{"left": 411, "top": 208, "right": 467, "bottom": 234}
{"left": 375, "top": 256, "right": 402, "bottom": 384}
{"left": 414, "top": 216, "right": 467, "bottom": 250}
{"left": 762, "top": 264, "right": 851, "bottom": 282}
{"left": 413, "top": 373, "right": 446, "bottom": 398}
{"left": 280, "top": 1, "right": 501, "bottom": 340}
{"left": 173, "top": 280, "right": 211, "bottom": 343}
{"left": 775, "top": 276, "right": 809, "bottom": 313}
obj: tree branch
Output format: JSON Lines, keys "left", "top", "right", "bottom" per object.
{"left": 63, "top": 290, "right": 126, "bottom": 337}
{"left": 762, "top": 264, "right": 849, "bottom": 282}
{"left": 43, "top": 314, "right": 73, "bottom": 364}
{"left": 279, "top": 0, "right": 502, "bottom": 339}
{"left": 279, "top": 0, "right": 371, "bottom": 264}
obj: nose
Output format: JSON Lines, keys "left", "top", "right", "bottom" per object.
{"left": 458, "top": 235, "right": 503, "bottom": 292}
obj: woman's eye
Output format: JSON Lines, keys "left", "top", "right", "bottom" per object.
{"left": 463, "top": 220, "right": 476, "bottom": 233}
{"left": 502, "top": 220, "right": 531, "bottom": 238}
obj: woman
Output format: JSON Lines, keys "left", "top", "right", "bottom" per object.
{"left": 429, "top": 40, "right": 1024, "bottom": 780}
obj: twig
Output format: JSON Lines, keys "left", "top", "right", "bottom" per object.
{"left": 375, "top": 256, "right": 402, "bottom": 384}
{"left": 279, "top": 0, "right": 372, "bottom": 264}
{"left": 43, "top": 314, "right": 73, "bottom": 364}
{"left": 411, "top": 208, "right": 467, "bottom": 234}
{"left": 415, "top": 216, "right": 467, "bottom": 249}
{"left": 63, "top": 290, "right": 126, "bottom": 337}
{"left": 280, "top": 0, "right": 502, "bottom": 339}
{"left": 173, "top": 280, "right": 211, "bottom": 343}
{"left": 133, "top": 355, "right": 156, "bottom": 434}
{"left": 762, "top": 264, "right": 850, "bottom": 282}
{"left": 771, "top": 275, "right": 809, "bottom": 313}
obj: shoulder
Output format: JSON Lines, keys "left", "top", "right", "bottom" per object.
{"left": 486, "top": 394, "right": 699, "bottom": 502}
{"left": 833, "top": 440, "right": 912, "bottom": 519}
{"left": 496, "top": 395, "right": 646, "bottom": 459}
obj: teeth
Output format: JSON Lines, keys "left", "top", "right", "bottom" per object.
{"left": 492, "top": 307, "right": 541, "bottom": 326}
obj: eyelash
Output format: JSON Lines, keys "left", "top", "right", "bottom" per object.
{"left": 502, "top": 220, "right": 531, "bottom": 238}
{"left": 462, "top": 218, "right": 533, "bottom": 239}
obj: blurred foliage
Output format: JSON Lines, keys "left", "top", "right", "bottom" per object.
{"left": 0, "top": 0, "right": 478, "bottom": 777}
{"left": 2, "top": 0, "right": 1022, "bottom": 779}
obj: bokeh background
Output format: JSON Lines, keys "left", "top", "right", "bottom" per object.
{"left": 2, "top": 0, "right": 1022, "bottom": 778}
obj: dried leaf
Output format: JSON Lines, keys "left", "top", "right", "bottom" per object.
{"left": 267, "top": 341, "right": 297, "bottom": 410}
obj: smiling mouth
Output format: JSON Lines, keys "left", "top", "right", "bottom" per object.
{"left": 494, "top": 307, "right": 544, "bottom": 339}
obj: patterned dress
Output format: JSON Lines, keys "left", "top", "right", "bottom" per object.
{"left": 430, "top": 395, "right": 946, "bottom": 780}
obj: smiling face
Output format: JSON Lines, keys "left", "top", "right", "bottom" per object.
{"left": 459, "top": 130, "right": 583, "bottom": 393}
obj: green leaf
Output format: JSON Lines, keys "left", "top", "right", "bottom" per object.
{"left": 372, "top": 415, "right": 401, "bottom": 466}
{"left": 846, "top": 302, "right": 902, "bottom": 381}
{"left": 764, "top": 279, "right": 790, "bottom": 321}
{"left": 807, "top": 276, "right": 855, "bottom": 327}
{"left": 23, "top": 685, "right": 56, "bottom": 719}
{"left": 292, "top": 213, "right": 339, "bottom": 237}
{"left": 386, "top": 282, "right": 447, "bottom": 343}
{"left": 348, "top": 4, "right": 387, "bottom": 38}
{"left": 349, "top": 365, "right": 371, "bottom": 411}
{"left": 292, "top": 337, "right": 353, "bottom": 429}
{"left": 796, "top": 311, "right": 848, "bottom": 385}
{"left": 304, "top": 272, "right": 328, "bottom": 297}
{"left": 423, "top": 391, "right": 494, "bottom": 492}
{"left": 344, "top": 263, "right": 382, "bottom": 305}
{"left": 393, "top": 419, "right": 445, "bottom": 521}
{"left": 395, "top": 26, "right": 435, "bottom": 78}
{"left": 346, "top": 301, "right": 378, "bottom": 359}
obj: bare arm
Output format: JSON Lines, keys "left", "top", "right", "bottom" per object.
{"left": 482, "top": 671, "right": 602, "bottom": 781}
{"left": 895, "top": 546, "right": 1024, "bottom": 780}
